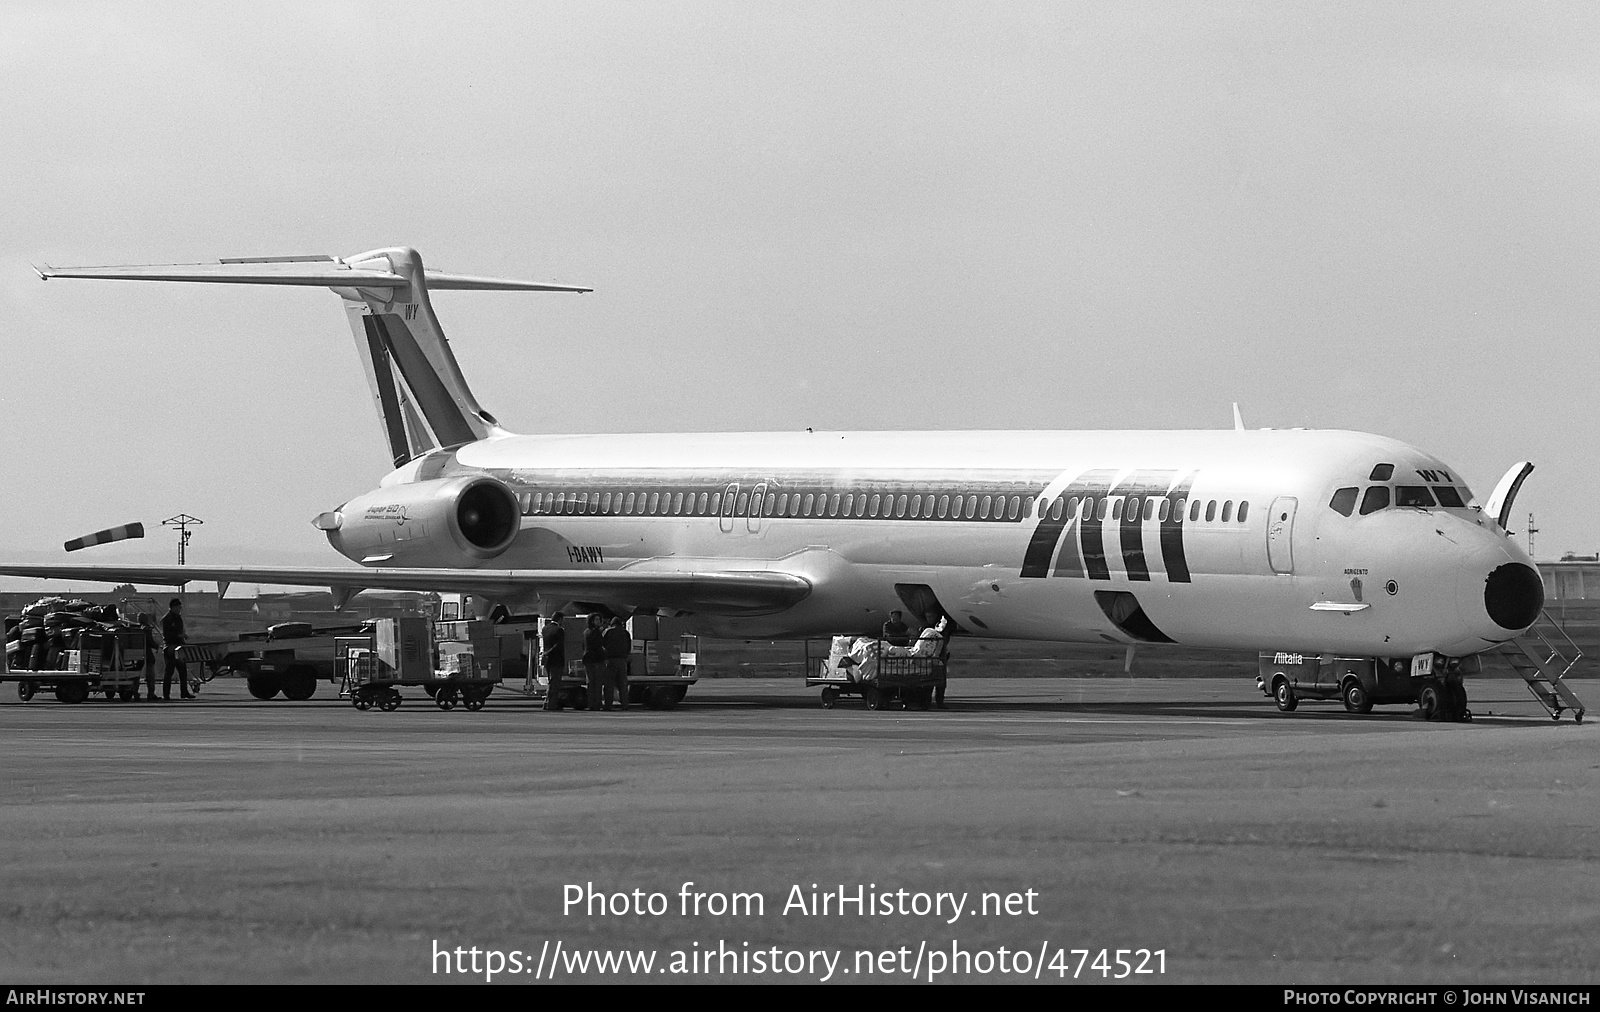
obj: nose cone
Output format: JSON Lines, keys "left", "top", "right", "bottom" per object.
{"left": 1484, "top": 562, "right": 1543, "bottom": 631}
{"left": 1444, "top": 517, "right": 1544, "bottom": 653}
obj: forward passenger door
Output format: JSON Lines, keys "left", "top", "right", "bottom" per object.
{"left": 1267, "top": 496, "right": 1297, "bottom": 575}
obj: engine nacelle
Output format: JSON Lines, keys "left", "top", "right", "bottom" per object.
{"left": 316, "top": 476, "right": 521, "bottom": 567}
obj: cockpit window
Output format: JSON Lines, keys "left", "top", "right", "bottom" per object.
{"left": 1329, "top": 487, "right": 1358, "bottom": 516}
{"left": 1434, "top": 486, "right": 1466, "bottom": 508}
{"left": 1359, "top": 486, "right": 1390, "bottom": 515}
{"left": 1369, "top": 464, "right": 1394, "bottom": 481}
{"left": 1394, "top": 486, "right": 1436, "bottom": 508}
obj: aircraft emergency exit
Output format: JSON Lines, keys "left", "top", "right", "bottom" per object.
{"left": 1, "top": 246, "right": 1551, "bottom": 720}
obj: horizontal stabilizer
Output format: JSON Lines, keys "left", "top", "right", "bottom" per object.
{"left": 0, "top": 564, "right": 811, "bottom": 617}
{"left": 33, "top": 245, "right": 589, "bottom": 468}
{"left": 37, "top": 257, "right": 408, "bottom": 287}
{"left": 422, "top": 273, "right": 591, "bottom": 292}
{"left": 35, "top": 257, "right": 591, "bottom": 293}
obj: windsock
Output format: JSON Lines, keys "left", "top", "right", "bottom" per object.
{"left": 64, "top": 522, "right": 145, "bottom": 552}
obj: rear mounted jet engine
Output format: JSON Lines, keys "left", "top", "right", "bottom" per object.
{"left": 314, "top": 476, "right": 521, "bottom": 567}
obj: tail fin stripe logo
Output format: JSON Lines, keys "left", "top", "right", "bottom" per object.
{"left": 371, "top": 314, "right": 479, "bottom": 448}
{"left": 361, "top": 316, "right": 413, "bottom": 468}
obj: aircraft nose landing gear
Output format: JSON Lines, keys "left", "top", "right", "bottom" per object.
{"left": 1418, "top": 678, "right": 1471, "bottom": 722}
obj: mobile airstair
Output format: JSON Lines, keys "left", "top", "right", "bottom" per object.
{"left": 1495, "top": 611, "right": 1586, "bottom": 723}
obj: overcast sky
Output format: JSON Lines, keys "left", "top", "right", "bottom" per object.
{"left": 2, "top": 2, "right": 1598, "bottom": 582}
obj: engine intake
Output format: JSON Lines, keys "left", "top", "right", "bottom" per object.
{"left": 321, "top": 476, "right": 521, "bottom": 566}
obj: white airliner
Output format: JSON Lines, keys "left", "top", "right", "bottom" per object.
{"left": 2, "top": 247, "right": 1548, "bottom": 718}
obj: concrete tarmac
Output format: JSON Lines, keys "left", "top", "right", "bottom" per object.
{"left": 0, "top": 676, "right": 1594, "bottom": 984}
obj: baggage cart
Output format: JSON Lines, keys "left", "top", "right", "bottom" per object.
{"left": 334, "top": 617, "right": 502, "bottom": 712}
{"left": 533, "top": 615, "right": 698, "bottom": 709}
{"left": 805, "top": 634, "right": 948, "bottom": 711}
{"left": 3, "top": 613, "right": 151, "bottom": 704}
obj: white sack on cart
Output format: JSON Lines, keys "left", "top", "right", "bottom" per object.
{"left": 846, "top": 636, "right": 883, "bottom": 683}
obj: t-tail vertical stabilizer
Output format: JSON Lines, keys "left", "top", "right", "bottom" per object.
{"left": 36, "top": 247, "right": 591, "bottom": 467}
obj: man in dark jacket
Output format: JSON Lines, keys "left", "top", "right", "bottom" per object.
{"left": 139, "top": 613, "right": 159, "bottom": 701}
{"left": 602, "top": 616, "right": 632, "bottom": 711}
{"left": 160, "top": 598, "right": 193, "bottom": 700}
{"left": 882, "top": 610, "right": 910, "bottom": 647}
{"left": 540, "top": 612, "right": 567, "bottom": 711}
{"left": 581, "top": 614, "right": 607, "bottom": 711}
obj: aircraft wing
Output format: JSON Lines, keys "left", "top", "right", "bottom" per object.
{"left": 0, "top": 565, "right": 810, "bottom": 617}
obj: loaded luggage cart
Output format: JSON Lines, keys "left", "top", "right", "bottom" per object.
{"left": 533, "top": 613, "right": 699, "bottom": 710}
{"left": 805, "top": 631, "right": 949, "bottom": 711}
{"left": 335, "top": 616, "right": 501, "bottom": 712}
{"left": 2, "top": 597, "right": 154, "bottom": 704}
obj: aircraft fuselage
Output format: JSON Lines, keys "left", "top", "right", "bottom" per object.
{"left": 330, "top": 426, "right": 1541, "bottom": 658}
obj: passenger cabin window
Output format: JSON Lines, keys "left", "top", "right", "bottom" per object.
{"left": 1237, "top": 501, "right": 1249, "bottom": 523}
{"left": 1189, "top": 499, "right": 1201, "bottom": 522}
{"left": 1394, "top": 486, "right": 1436, "bottom": 508}
{"left": 1205, "top": 500, "right": 1217, "bottom": 522}
{"left": 1328, "top": 487, "right": 1358, "bottom": 516}
{"left": 1221, "top": 500, "right": 1233, "bottom": 523}
{"left": 1359, "top": 486, "right": 1390, "bottom": 515}
{"left": 1435, "top": 486, "right": 1466, "bottom": 508}
{"left": 1370, "top": 463, "right": 1394, "bottom": 481}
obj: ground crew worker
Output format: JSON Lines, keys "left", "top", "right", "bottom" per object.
{"left": 882, "top": 610, "right": 911, "bottom": 647}
{"left": 160, "top": 598, "right": 193, "bottom": 700}
{"left": 923, "top": 611, "right": 949, "bottom": 709}
{"left": 139, "top": 613, "right": 160, "bottom": 701}
{"left": 602, "top": 615, "right": 632, "bottom": 711}
{"left": 581, "top": 614, "right": 607, "bottom": 711}
{"left": 540, "top": 611, "right": 567, "bottom": 710}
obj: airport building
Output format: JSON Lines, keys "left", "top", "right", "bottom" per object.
{"left": 1539, "top": 554, "right": 1600, "bottom": 646}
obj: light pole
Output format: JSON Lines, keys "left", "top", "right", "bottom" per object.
{"left": 161, "top": 514, "right": 203, "bottom": 565}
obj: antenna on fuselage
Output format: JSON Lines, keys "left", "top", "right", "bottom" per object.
{"left": 1232, "top": 403, "right": 1245, "bottom": 432}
